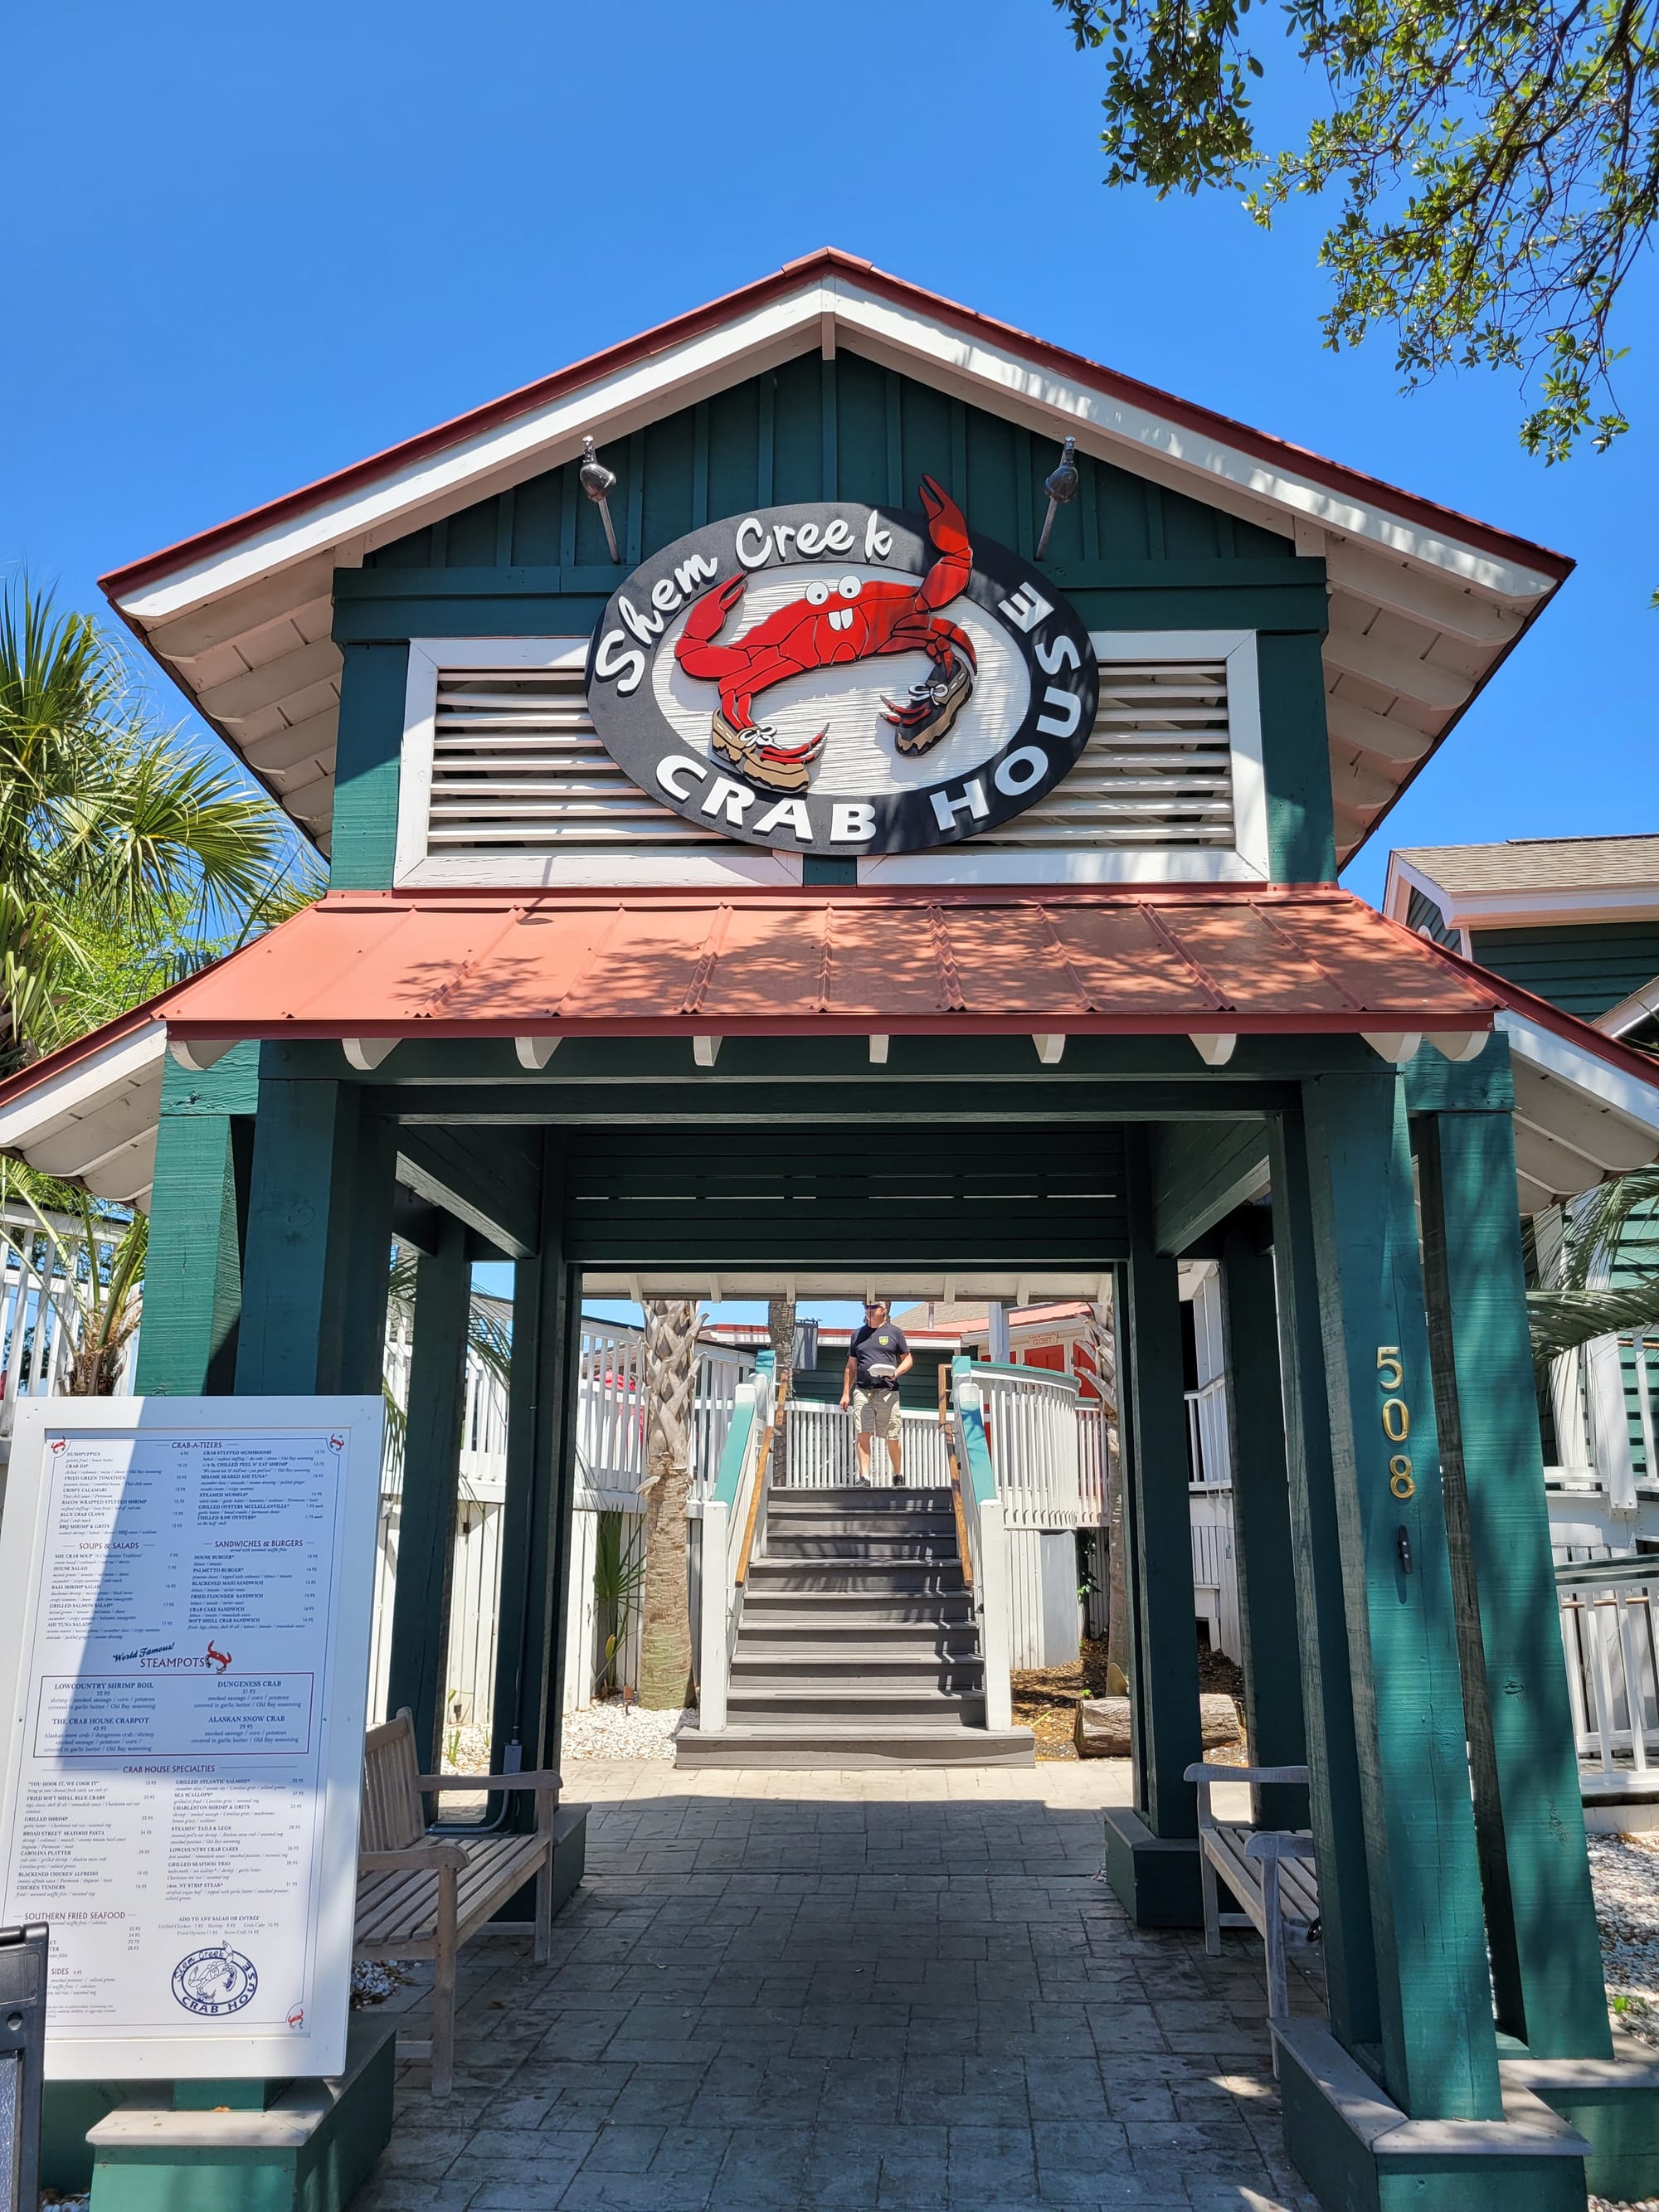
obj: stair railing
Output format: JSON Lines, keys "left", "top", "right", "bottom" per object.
{"left": 963, "top": 1359, "right": 1083, "bottom": 1529}
{"left": 1557, "top": 1555, "right": 1659, "bottom": 1781}
{"left": 950, "top": 1359, "right": 1012, "bottom": 1732}
{"left": 697, "top": 1352, "right": 775, "bottom": 1734}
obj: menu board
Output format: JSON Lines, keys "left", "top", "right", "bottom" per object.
{"left": 0, "top": 1398, "right": 382, "bottom": 2079}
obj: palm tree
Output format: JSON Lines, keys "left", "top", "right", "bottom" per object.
{"left": 637, "top": 1299, "right": 702, "bottom": 1709}
{"left": 0, "top": 577, "right": 302, "bottom": 1061}
{"left": 0, "top": 1161, "right": 146, "bottom": 1396}
{"left": 767, "top": 1293, "right": 795, "bottom": 1485}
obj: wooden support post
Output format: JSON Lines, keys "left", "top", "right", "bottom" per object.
{"left": 385, "top": 1213, "right": 471, "bottom": 1772}
{"left": 1102, "top": 1132, "right": 1207, "bottom": 1925}
{"left": 135, "top": 1048, "right": 257, "bottom": 1395}
{"left": 1216, "top": 1205, "right": 1308, "bottom": 1832}
{"left": 489, "top": 1135, "right": 577, "bottom": 1801}
{"left": 1121, "top": 1129, "right": 1203, "bottom": 1840}
{"left": 1264, "top": 1110, "right": 1381, "bottom": 2064}
{"left": 1297, "top": 1072, "right": 1502, "bottom": 2122}
{"left": 1416, "top": 1101, "right": 1612, "bottom": 2061}
{"left": 235, "top": 1077, "right": 396, "bottom": 1396}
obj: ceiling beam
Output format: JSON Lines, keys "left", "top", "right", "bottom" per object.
{"left": 145, "top": 552, "right": 341, "bottom": 661}
{"left": 196, "top": 638, "right": 342, "bottom": 726}
{"left": 1326, "top": 696, "right": 1438, "bottom": 766}
{"left": 1323, "top": 542, "right": 1527, "bottom": 644}
{"left": 242, "top": 707, "right": 339, "bottom": 776}
{"left": 1322, "top": 628, "right": 1474, "bottom": 712}
{"left": 395, "top": 1127, "right": 542, "bottom": 1258}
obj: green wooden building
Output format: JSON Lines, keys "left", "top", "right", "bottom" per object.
{"left": 7, "top": 250, "right": 1659, "bottom": 2209}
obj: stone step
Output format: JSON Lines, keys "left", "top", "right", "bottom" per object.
{"left": 730, "top": 1649, "right": 985, "bottom": 1684}
{"left": 727, "top": 1684, "right": 986, "bottom": 1720}
{"left": 771, "top": 1486, "right": 952, "bottom": 1510}
{"left": 674, "top": 1721, "right": 1035, "bottom": 1770}
{"left": 742, "top": 1565, "right": 967, "bottom": 1596}
{"left": 764, "top": 1512, "right": 956, "bottom": 1539}
{"left": 738, "top": 1619, "right": 982, "bottom": 1654}
{"left": 763, "top": 1537, "right": 961, "bottom": 1563}
{"left": 740, "top": 1592, "right": 974, "bottom": 1622}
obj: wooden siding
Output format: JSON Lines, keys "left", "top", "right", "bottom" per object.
{"left": 1469, "top": 921, "right": 1659, "bottom": 1020}
{"left": 1406, "top": 886, "right": 1458, "bottom": 950}
{"left": 362, "top": 353, "right": 1300, "bottom": 584}
{"left": 333, "top": 348, "right": 1333, "bottom": 889}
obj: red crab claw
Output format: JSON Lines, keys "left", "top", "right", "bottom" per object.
{"left": 678, "top": 571, "right": 748, "bottom": 653}
{"left": 914, "top": 477, "right": 973, "bottom": 610}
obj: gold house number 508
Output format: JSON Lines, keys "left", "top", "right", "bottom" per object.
{"left": 1377, "top": 1348, "right": 1415, "bottom": 1497}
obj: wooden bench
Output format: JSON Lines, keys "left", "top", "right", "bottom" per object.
{"left": 1185, "top": 1762, "right": 1318, "bottom": 2059}
{"left": 357, "top": 1709, "right": 562, "bottom": 2095}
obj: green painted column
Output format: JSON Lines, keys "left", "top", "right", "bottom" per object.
{"left": 489, "top": 1135, "right": 572, "bottom": 1782}
{"left": 542, "top": 1273, "right": 584, "bottom": 1767}
{"left": 1255, "top": 630, "right": 1335, "bottom": 882}
{"left": 136, "top": 1048, "right": 258, "bottom": 1395}
{"left": 1299, "top": 1072, "right": 1503, "bottom": 2121}
{"left": 384, "top": 1213, "right": 471, "bottom": 1771}
{"left": 1216, "top": 1206, "right": 1308, "bottom": 1832}
{"left": 1122, "top": 1127, "right": 1202, "bottom": 1839}
{"left": 235, "top": 1074, "right": 396, "bottom": 1396}
{"left": 1416, "top": 1102, "right": 1612, "bottom": 2060}
{"left": 328, "top": 642, "right": 409, "bottom": 890}
{"left": 1267, "top": 1107, "right": 1381, "bottom": 2064}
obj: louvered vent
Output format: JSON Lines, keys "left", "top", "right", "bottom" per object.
{"left": 428, "top": 665, "right": 722, "bottom": 850}
{"left": 425, "top": 657, "right": 1233, "bottom": 856}
{"left": 970, "top": 659, "right": 1233, "bottom": 848}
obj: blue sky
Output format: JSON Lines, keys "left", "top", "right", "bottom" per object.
{"left": 7, "top": 2, "right": 1652, "bottom": 1319}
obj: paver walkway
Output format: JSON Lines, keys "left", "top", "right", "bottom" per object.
{"left": 357, "top": 1761, "right": 1322, "bottom": 2211}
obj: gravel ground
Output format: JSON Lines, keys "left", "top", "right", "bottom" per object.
{"left": 1589, "top": 1830, "right": 1659, "bottom": 2054}
{"left": 1585, "top": 1831, "right": 1659, "bottom": 2212}
{"left": 559, "top": 1699, "right": 687, "bottom": 1759}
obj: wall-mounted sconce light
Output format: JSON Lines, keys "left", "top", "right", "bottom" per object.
{"left": 580, "top": 435, "right": 621, "bottom": 562}
{"left": 1036, "top": 435, "right": 1079, "bottom": 558}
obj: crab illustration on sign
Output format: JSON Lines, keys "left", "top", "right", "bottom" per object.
{"left": 674, "top": 478, "right": 978, "bottom": 795}
{"left": 585, "top": 489, "right": 1097, "bottom": 858}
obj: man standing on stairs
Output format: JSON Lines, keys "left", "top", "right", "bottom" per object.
{"left": 840, "top": 1299, "right": 914, "bottom": 1485}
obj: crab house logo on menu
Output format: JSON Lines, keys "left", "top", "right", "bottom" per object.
{"left": 584, "top": 484, "right": 1098, "bottom": 856}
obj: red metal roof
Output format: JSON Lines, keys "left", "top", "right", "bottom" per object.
{"left": 151, "top": 885, "right": 1501, "bottom": 1043}
{"left": 99, "top": 247, "right": 1571, "bottom": 603}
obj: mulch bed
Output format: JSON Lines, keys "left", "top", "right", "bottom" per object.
{"left": 1011, "top": 1632, "right": 1246, "bottom": 1762}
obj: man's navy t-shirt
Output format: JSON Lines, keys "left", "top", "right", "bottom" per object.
{"left": 851, "top": 1322, "right": 908, "bottom": 1388}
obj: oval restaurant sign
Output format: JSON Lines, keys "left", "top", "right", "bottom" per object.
{"left": 584, "top": 479, "right": 1097, "bottom": 856}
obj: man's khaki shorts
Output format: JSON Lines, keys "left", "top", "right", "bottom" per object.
{"left": 853, "top": 1386, "right": 900, "bottom": 1440}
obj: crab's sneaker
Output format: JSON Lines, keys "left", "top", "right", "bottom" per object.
{"left": 887, "top": 656, "right": 974, "bottom": 756}
{"left": 709, "top": 712, "right": 824, "bottom": 795}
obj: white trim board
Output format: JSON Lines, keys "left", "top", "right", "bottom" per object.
{"left": 1499, "top": 1011, "right": 1659, "bottom": 1139}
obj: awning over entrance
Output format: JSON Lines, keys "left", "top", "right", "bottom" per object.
{"left": 155, "top": 884, "right": 1499, "bottom": 1043}
{"left": 2, "top": 885, "right": 1655, "bottom": 1218}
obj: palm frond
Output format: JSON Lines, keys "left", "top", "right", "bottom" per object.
{"left": 1558, "top": 1170, "right": 1659, "bottom": 1291}
{"left": 1529, "top": 1281, "right": 1659, "bottom": 1365}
